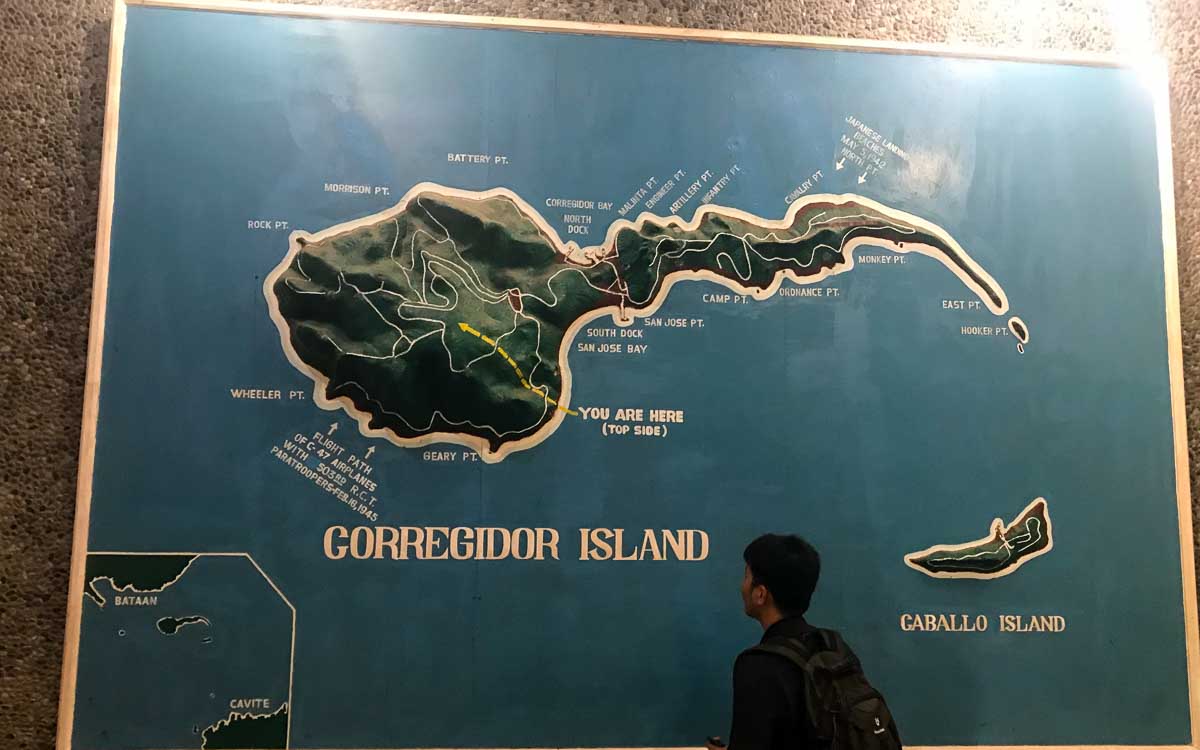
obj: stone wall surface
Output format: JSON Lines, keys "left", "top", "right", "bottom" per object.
{"left": 1, "top": 0, "right": 1197, "bottom": 746}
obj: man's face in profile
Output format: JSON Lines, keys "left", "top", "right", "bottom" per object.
{"left": 740, "top": 564, "right": 760, "bottom": 618}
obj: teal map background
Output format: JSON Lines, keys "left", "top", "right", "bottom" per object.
{"left": 71, "top": 4, "right": 1189, "bottom": 747}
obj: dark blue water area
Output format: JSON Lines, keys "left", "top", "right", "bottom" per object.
{"left": 77, "top": 5, "right": 1188, "bottom": 746}
{"left": 73, "top": 555, "right": 292, "bottom": 749}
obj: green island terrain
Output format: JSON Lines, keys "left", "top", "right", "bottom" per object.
{"left": 268, "top": 185, "right": 1013, "bottom": 460}
{"left": 156, "top": 614, "right": 211, "bottom": 635}
{"left": 904, "top": 497, "right": 1053, "bottom": 579}
{"left": 202, "top": 704, "right": 289, "bottom": 749}
{"left": 83, "top": 553, "right": 196, "bottom": 606}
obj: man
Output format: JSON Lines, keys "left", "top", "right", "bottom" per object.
{"left": 708, "top": 533, "right": 900, "bottom": 750}
{"left": 708, "top": 533, "right": 822, "bottom": 750}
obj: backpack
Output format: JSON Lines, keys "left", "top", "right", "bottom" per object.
{"left": 750, "top": 628, "right": 901, "bottom": 750}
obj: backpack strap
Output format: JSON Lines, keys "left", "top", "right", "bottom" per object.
{"left": 749, "top": 637, "right": 816, "bottom": 673}
{"left": 749, "top": 634, "right": 832, "bottom": 742}
{"left": 809, "top": 627, "right": 849, "bottom": 655}
{"left": 753, "top": 630, "right": 863, "bottom": 678}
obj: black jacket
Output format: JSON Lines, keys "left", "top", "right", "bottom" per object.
{"left": 728, "top": 616, "right": 819, "bottom": 750}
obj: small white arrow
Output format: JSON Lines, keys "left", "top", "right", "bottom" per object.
{"left": 365, "top": 446, "right": 375, "bottom": 459}
{"left": 835, "top": 157, "right": 845, "bottom": 170}
{"left": 857, "top": 172, "right": 868, "bottom": 185}
{"left": 328, "top": 422, "right": 338, "bottom": 435}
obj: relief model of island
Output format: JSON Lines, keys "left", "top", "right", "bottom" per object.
{"left": 266, "top": 183, "right": 1028, "bottom": 461}
{"left": 904, "top": 497, "right": 1053, "bottom": 579}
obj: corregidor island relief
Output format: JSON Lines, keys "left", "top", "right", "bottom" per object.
{"left": 267, "top": 184, "right": 1028, "bottom": 461}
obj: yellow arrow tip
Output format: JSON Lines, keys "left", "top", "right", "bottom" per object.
{"left": 457, "top": 322, "right": 470, "bottom": 332}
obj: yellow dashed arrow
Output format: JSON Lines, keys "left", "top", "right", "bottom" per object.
{"left": 458, "top": 322, "right": 577, "bottom": 416}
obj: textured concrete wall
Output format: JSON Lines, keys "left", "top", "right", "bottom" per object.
{"left": 2, "top": 0, "right": 1197, "bottom": 746}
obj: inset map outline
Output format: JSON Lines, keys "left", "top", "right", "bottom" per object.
{"left": 79, "top": 551, "right": 296, "bottom": 749}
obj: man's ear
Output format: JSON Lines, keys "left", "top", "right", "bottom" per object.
{"left": 755, "top": 584, "right": 769, "bottom": 606}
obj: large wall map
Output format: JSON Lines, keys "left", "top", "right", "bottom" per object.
{"left": 59, "top": 3, "right": 1196, "bottom": 749}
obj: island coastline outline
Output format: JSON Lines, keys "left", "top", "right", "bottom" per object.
{"left": 264, "top": 182, "right": 1020, "bottom": 463}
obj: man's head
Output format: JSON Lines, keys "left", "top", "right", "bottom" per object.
{"left": 740, "top": 534, "right": 821, "bottom": 624}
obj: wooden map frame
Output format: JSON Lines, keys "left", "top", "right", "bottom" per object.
{"left": 57, "top": 1, "right": 1198, "bottom": 748}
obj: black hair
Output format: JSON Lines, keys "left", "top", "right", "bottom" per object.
{"left": 743, "top": 533, "right": 821, "bottom": 616}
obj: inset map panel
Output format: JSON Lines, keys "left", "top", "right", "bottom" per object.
{"left": 72, "top": 553, "right": 293, "bottom": 749}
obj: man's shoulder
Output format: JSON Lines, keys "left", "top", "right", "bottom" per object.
{"left": 734, "top": 645, "right": 803, "bottom": 679}
{"left": 740, "top": 625, "right": 844, "bottom": 666}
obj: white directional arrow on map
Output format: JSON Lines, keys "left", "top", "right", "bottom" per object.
{"left": 835, "top": 157, "right": 845, "bottom": 170}
{"left": 858, "top": 172, "right": 868, "bottom": 184}
{"left": 365, "top": 446, "right": 375, "bottom": 459}
{"left": 328, "top": 422, "right": 338, "bottom": 435}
